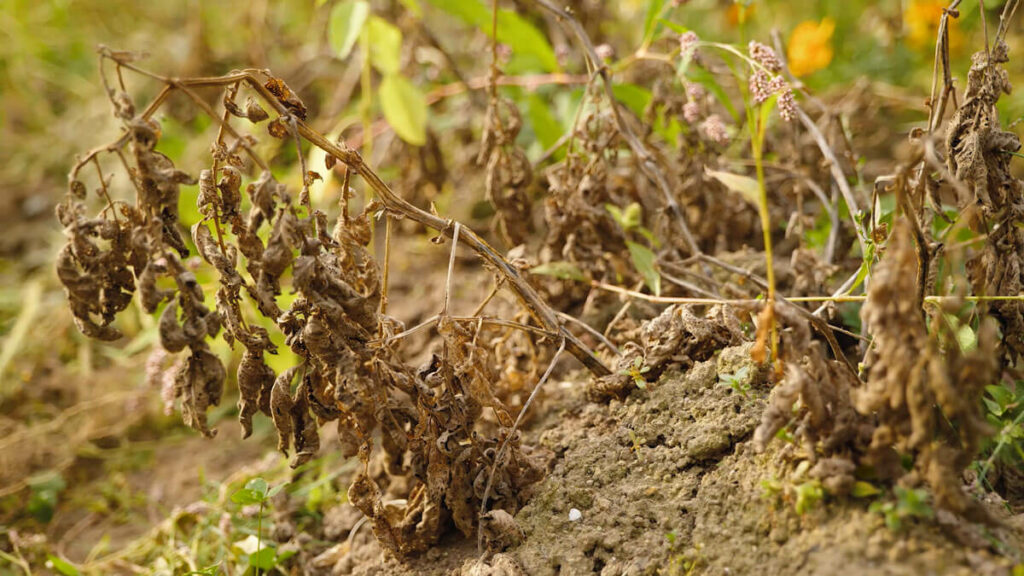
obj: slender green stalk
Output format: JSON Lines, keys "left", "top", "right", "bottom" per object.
{"left": 255, "top": 500, "right": 263, "bottom": 576}
{"left": 749, "top": 96, "right": 778, "bottom": 363}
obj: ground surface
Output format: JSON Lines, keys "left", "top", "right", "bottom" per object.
{"left": 299, "top": 345, "right": 1024, "bottom": 575}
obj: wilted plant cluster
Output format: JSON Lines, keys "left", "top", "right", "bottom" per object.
{"left": 54, "top": 49, "right": 606, "bottom": 558}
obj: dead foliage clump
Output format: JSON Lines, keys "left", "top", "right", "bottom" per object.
{"left": 947, "top": 40, "right": 1024, "bottom": 364}
{"left": 55, "top": 52, "right": 608, "bottom": 559}
{"left": 754, "top": 220, "right": 999, "bottom": 518}
{"left": 590, "top": 304, "right": 742, "bottom": 400}
{"left": 857, "top": 220, "right": 998, "bottom": 520}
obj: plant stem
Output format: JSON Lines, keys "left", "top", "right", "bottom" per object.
{"left": 750, "top": 102, "right": 778, "bottom": 365}
{"left": 255, "top": 501, "right": 263, "bottom": 576}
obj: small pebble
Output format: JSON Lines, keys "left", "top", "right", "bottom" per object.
{"left": 569, "top": 508, "right": 582, "bottom": 522}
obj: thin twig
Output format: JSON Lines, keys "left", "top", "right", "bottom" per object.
{"left": 555, "top": 311, "right": 620, "bottom": 356}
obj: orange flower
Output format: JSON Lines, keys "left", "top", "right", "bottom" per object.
{"left": 786, "top": 18, "right": 835, "bottom": 77}
{"left": 904, "top": 0, "right": 962, "bottom": 51}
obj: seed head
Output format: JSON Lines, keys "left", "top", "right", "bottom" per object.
{"left": 685, "top": 82, "right": 705, "bottom": 101}
{"left": 679, "top": 31, "right": 699, "bottom": 56}
{"left": 748, "top": 40, "right": 782, "bottom": 72}
{"left": 777, "top": 88, "right": 797, "bottom": 122}
{"left": 701, "top": 114, "right": 729, "bottom": 145}
{"left": 749, "top": 69, "right": 773, "bottom": 104}
{"left": 683, "top": 101, "right": 701, "bottom": 124}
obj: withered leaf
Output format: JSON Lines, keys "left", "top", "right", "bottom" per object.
{"left": 267, "top": 117, "right": 289, "bottom": 139}
{"left": 271, "top": 366, "right": 299, "bottom": 454}
{"left": 238, "top": 348, "right": 276, "bottom": 438}
{"left": 244, "top": 97, "right": 269, "bottom": 123}
{"left": 176, "top": 347, "right": 226, "bottom": 438}
{"left": 159, "top": 301, "right": 189, "bottom": 352}
{"left": 264, "top": 77, "right": 307, "bottom": 120}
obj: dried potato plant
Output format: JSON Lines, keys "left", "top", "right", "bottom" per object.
{"left": 56, "top": 49, "right": 609, "bottom": 557}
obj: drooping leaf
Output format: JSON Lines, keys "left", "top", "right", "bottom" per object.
{"left": 530, "top": 261, "right": 587, "bottom": 282}
{"left": 626, "top": 241, "right": 661, "bottom": 296}
{"left": 379, "top": 74, "right": 427, "bottom": 146}
{"left": 367, "top": 16, "right": 403, "bottom": 75}
{"left": 329, "top": 1, "right": 370, "bottom": 59}
{"left": 705, "top": 166, "right": 761, "bottom": 208}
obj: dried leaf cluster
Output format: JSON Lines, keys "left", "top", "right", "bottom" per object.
{"left": 55, "top": 59, "right": 589, "bottom": 557}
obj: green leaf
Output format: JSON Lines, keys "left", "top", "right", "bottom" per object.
{"left": 658, "top": 18, "right": 687, "bottom": 35}
{"left": 530, "top": 261, "right": 587, "bottom": 282}
{"left": 611, "top": 84, "right": 653, "bottom": 118}
{"left": 605, "top": 202, "right": 642, "bottom": 230}
{"left": 249, "top": 547, "right": 278, "bottom": 570}
{"left": 986, "top": 384, "right": 1014, "bottom": 410}
{"left": 28, "top": 471, "right": 66, "bottom": 523}
{"left": 267, "top": 482, "right": 287, "bottom": 498}
{"left": 642, "top": 0, "right": 668, "bottom": 45}
{"left": 794, "top": 481, "right": 824, "bottom": 514}
{"left": 622, "top": 203, "right": 642, "bottom": 229}
{"left": 329, "top": 1, "right": 370, "bottom": 59}
{"left": 427, "top": 0, "right": 558, "bottom": 72}
{"left": 983, "top": 397, "right": 1004, "bottom": 417}
{"left": 956, "top": 323, "right": 977, "bottom": 352}
{"left": 527, "top": 93, "right": 563, "bottom": 151}
{"left": 231, "top": 488, "right": 263, "bottom": 505}
{"left": 636, "top": 226, "right": 662, "bottom": 249}
{"left": 626, "top": 241, "right": 661, "bottom": 296}
{"left": 379, "top": 74, "right": 428, "bottom": 146}
{"left": 851, "top": 481, "right": 881, "bottom": 498}
{"left": 46, "top": 555, "right": 80, "bottom": 576}
{"left": 705, "top": 166, "right": 760, "bottom": 208}
{"left": 367, "top": 16, "right": 403, "bottom": 75}
{"left": 246, "top": 477, "right": 269, "bottom": 499}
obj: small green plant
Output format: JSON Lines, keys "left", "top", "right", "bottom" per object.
{"left": 230, "top": 477, "right": 288, "bottom": 574}
{"left": 869, "top": 487, "right": 934, "bottom": 531}
{"left": 718, "top": 365, "right": 752, "bottom": 398}
{"left": 620, "top": 356, "right": 652, "bottom": 389}
{"left": 759, "top": 477, "right": 783, "bottom": 500}
{"left": 663, "top": 533, "right": 702, "bottom": 576}
{"left": 977, "top": 380, "right": 1024, "bottom": 488}
{"left": 793, "top": 480, "right": 824, "bottom": 515}
{"left": 27, "top": 470, "right": 65, "bottom": 524}
{"left": 759, "top": 473, "right": 824, "bottom": 515}
{"left": 606, "top": 202, "right": 663, "bottom": 296}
